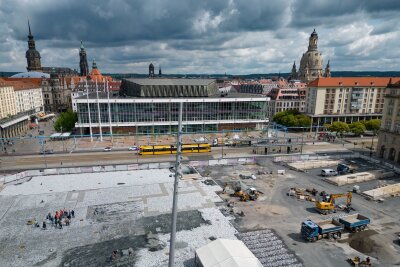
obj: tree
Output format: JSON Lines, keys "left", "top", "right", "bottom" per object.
{"left": 364, "top": 119, "right": 381, "bottom": 134}
{"left": 349, "top": 122, "right": 366, "bottom": 136}
{"left": 272, "top": 110, "right": 311, "bottom": 128}
{"left": 295, "top": 114, "right": 312, "bottom": 127}
{"left": 54, "top": 109, "right": 77, "bottom": 132}
{"left": 327, "top": 121, "right": 349, "bottom": 136}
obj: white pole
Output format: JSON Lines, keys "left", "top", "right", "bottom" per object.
{"left": 86, "top": 79, "right": 93, "bottom": 142}
{"left": 106, "top": 78, "right": 113, "bottom": 142}
{"left": 168, "top": 101, "right": 183, "bottom": 267}
{"left": 96, "top": 79, "right": 103, "bottom": 141}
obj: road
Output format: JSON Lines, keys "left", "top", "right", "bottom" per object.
{"left": 0, "top": 142, "right": 356, "bottom": 172}
{"left": 0, "top": 146, "right": 255, "bottom": 171}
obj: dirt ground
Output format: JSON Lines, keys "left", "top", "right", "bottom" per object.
{"left": 197, "top": 156, "right": 400, "bottom": 267}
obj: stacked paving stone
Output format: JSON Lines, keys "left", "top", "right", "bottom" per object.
{"left": 238, "top": 229, "right": 303, "bottom": 267}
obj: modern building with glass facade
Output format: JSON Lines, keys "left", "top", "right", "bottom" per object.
{"left": 73, "top": 78, "right": 270, "bottom": 134}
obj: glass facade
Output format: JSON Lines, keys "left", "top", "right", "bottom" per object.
{"left": 76, "top": 100, "right": 267, "bottom": 133}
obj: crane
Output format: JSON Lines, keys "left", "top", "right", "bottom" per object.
{"left": 315, "top": 192, "right": 352, "bottom": 215}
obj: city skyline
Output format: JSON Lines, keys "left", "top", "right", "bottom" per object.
{"left": 1, "top": 0, "right": 400, "bottom": 74}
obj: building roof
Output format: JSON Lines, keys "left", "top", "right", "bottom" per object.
{"left": 10, "top": 71, "right": 50, "bottom": 78}
{"left": 308, "top": 77, "right": 400, "bottom": 87}
{"left": 4, "top": 80, "right": 41, "bottom": 91}
{"left": 125, "top": 78, "right": 215, "bottom": 86}
{"left": 195, "top": 238, "right": 262, "bottom": 267}
{"left": 4, "top": 77, "right": 42, "bottom": 87}
{"left": 77, "top": 91, "right": 269, "bottom": 100}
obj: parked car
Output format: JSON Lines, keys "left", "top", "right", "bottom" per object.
{"left": 128, "top": 146, "right": 138, "bottom": 151}
{"left": 40, "top": 149, "right": 54, "bottom": 154}
{"left": 321, "top": 169, "right": 338, "bottom": 177}
{"left": 103, "top": 147, "right": 112, "bottom": 152}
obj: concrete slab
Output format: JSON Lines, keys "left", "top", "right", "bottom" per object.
{"left": 362, "top": 183, "right": 400, "bottom": 200}
{"left": 325, "top": 170, "right": 394, "bottom": 186}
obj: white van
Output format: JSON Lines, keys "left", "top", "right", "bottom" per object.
{"left": 321, "top": 169, "right": 338, "bottom": 177}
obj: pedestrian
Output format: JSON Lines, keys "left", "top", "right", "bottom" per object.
{"left": 128, "top": 247, "right": 134, "bottom": 256}
{"left": 65, "top": 218, "right": 70, "bottom": 226}
{"left": 42, "top": 221, "right": 46, "bottom": 230}
{"left": 58, "top": 220, "right": 62, "bottom": 229}
{"left": 54, "top": 217, "right": 58, "bottom": 226}
{"left": 71, "top": 210, "right": 75, "bottom": 218}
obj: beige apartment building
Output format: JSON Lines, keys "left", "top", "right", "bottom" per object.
{"left": 377, "top": 80, "right": 400, "bottom": 164}
{"left": 10, "top": 81, "right": 44, "bottom": 113}
{"left": 0, "top": 80, "right": 17, "bottom": 119}
{"left": 306, "top": 77, "right": 400, "bottom": 128}
{"left": 0, "top": 79, "right": 43, "bottom": 142}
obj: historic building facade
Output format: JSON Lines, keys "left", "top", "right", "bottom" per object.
{"left": 293, "top": 29, "right": 331, "bottom": 83}
{"left": 377, "top": 80, "right": 400, "bottom": 164}
{"left": 41, "top": 74, "right": 72, "bottom": 113}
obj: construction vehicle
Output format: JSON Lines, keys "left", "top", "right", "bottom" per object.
{"left": 234, "top": 187, "right": 260, "bottom": 201}
{"left": 301, "top": 214, "right": 371, "bottom": 242}
{"left": 347, "top": 256, "right": 372, "bottom": 266}
{"left": 315, "top": 192, "right": 352, "bottom": 215}
{"left": 337, "top": 162, "right": 357, "bottom": 174}
{"left": 301, "top": 218, "right": 344, "bottom": 242}
{"left": 339, "top": 214, "right": 370, "bottom": 232}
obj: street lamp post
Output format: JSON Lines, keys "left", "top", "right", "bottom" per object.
{"left": 168, "top": 102, "right": 183, "bottom": 267}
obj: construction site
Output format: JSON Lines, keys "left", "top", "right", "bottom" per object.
{"left": 0, "top": 148, "right": 399, "bottom": 266}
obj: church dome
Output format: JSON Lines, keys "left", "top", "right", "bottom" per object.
{"left": 11, "top": 71, "right": 49, "bottom": 78}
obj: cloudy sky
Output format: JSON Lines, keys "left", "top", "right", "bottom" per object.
{"left": 1, "top": 0, "right": 400, "bottom": 74}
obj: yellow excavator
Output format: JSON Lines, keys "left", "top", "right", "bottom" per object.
{"left": 315, "top": 192, "right": 352, "bottom": 215}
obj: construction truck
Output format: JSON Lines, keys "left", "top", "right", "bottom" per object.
{"left": 339, "top": 214, "right": 370, "bottom": 232}
{"left": 301, "top": 218, "right": 344, "bottom": 242}
{"left": 301, "top": 213, "right": 371, "bottom": 242}
{"left": 315, "top": 192, "right": 352, "bottom": 215}
{"left": 337, "top": 162, "right": 357, "bottom": 174}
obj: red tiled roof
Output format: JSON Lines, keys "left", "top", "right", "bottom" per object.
{"left": 3, "top": 77, "right": 42, "bottom": 87}
{"left": 308, "top": 77, "right": 400, "bottom": 87}
{"left": 3, "top": 80, "right": 41, "bottom": 91}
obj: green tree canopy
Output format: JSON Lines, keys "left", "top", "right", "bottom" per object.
{"left": 327, "top": 121, "right": 349, "bottom": 135}
{"left": 54, "top": 109, "right": 78, "bottom": 132}
{"left": 364, "top": 119, "right": 381, "bottom": 133}
{"left": 272, "top": 110, "right": 311, "bottom": 128}
{"left": 349, "top": 122, "right": 366, "bottom": 136}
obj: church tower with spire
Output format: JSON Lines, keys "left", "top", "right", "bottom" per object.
{"left": 290, "top": 61, "right": 298, "bottom": 80}
{"left": 79, "top": 41, "right": 89, "bottom": 76}
{"left": 324, "top": 60, "right": 331, "bottom": 77}
{"left": 149, "top": 63, "right": 155, "bottom": 78}
{"left": 25, "top": 19, "right": 42, "bottom": 72}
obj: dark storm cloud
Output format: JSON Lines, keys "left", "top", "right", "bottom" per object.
{"left": 0, "top": 0, "right": 399, "bottom": 73}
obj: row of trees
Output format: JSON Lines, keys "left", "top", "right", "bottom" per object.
{"left": 326, "top": 119, "right": 381, "bottom": 136}
{"left": 272, "top": 110, "right": 311, "bottom": 128}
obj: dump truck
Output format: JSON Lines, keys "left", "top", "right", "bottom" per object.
{"left": 301, "top": 218, "right": 344, "bottom": 242}
{"left": 338, "top": 214, "right": 370, "bottom": 232}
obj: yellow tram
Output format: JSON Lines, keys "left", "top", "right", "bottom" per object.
{"left": 139, "top": 143, "right": 211, "bottom": 155}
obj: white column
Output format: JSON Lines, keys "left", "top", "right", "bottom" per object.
{"left": 106, "top": 79, "right": 113, "bottom": 141}
{"left": 86, "top": 80, "right": 93, "bottom": 142}
{"left": 95, "top": 79, "right": 103, "bottom": 141}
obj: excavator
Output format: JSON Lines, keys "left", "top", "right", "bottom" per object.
{"left": 315, "top": 192, "right": 352, "bottom": 215}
